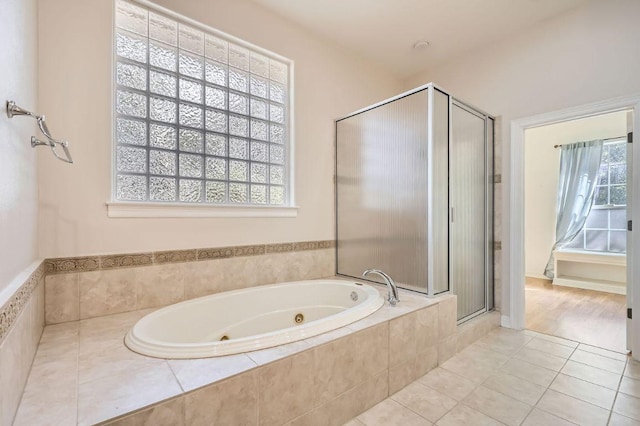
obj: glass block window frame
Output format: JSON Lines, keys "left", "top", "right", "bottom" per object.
{"left": 563, "top": 139, "right": 627, "bottom": 253}
{"left": 113, "top": 0, "right": 291, "bottom": 206}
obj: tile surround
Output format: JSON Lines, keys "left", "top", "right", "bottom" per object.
{"left": 2, "top": 236, "right": 508, "bottom": 426}
{"left": 0, "top": 264, "right": 45, "bottom": 426}
{"left": 45, "top": 241, "right": 336, "bottom": 324}
{"left": 44, "top": 240, "right": 335, "bottom": 274}
{"left": 13, "top": 287, "right": 502, "bottom": 426}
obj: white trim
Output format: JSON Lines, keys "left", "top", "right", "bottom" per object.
{"left": 113, "top": 0, "right": 296, "bottom": 209}
{"left": 553, "top": 278, "right": 626, "bottom": 295}
{"left": 500, "top": 315, "right": 512, "bottom": 328}
{"left": 525, "top": 273, "right": 549, "bottom": 280}
{"left": 554, "top": 249, "right": 626, "bottom": 266}
{"left": 107, "top": 202, "right": 298, "bottom": 218}
{"left": 0, "top": 260, "right": 43, "bottom": 308}
{"left": 509, "top": 93, "right": 640, "bottom": 359}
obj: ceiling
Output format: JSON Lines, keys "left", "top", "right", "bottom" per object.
{"left": 250, "top": 0, "right": 587, "bottom": 78}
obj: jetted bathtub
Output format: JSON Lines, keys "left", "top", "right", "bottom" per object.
{"left": 125, "top": 279, "right": 385, "bottom": 358}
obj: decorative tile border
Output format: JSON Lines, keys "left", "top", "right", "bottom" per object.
{"left": 0, "top": 262, "right": 44, "bottom": 344}
{"left": 44, "top": 240, "right": 336, "bottom": 275}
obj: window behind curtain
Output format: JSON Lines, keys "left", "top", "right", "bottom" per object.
{"left": 563, "top": 139, "right": 627, "bottom": 252}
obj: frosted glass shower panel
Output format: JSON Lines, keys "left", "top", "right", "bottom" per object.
{"left": 432, "top": 89, "right": 450, "bottom": 294}
{"left": 450, "top": 103, "right": 487, "bottom": 319}
{"left": 336, "top": 90, "right": 430, "bottom": 293}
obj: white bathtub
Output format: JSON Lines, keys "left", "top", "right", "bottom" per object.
{"left": 124, "top": 279, "right": 384, "bottom": 358}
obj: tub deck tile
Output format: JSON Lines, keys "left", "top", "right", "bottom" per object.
{"left": 14, "top": 283, "right": 449, "bottom": 425}
{"left": 167, "top": 353, "right": 257, "bottom": 392}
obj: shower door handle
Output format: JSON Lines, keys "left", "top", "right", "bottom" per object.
{"left": 450, "top": 207, "right": 455, "bottom": 223}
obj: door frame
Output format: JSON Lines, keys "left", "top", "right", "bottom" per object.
{"left": 508, "top": 93, "right": 640, "bottom": 359}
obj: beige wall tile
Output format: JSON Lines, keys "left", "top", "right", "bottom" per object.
{"left": 32, "top": 278, "right": 45, "bottom": 347}
{"left": 135, "top": 264, "right": 185, "bottom": 310}
{"left": 79, "top": 269, "right": 137, "bottom": 319}
{"left": 415, "top": 346, "right": 438, "bottom": 377}
{"left": 315, "top": 330, "right": 370, "bottom": 404}
{"left": 105, "top": 397, "right": 184, "bottom": 426}
{"left": 45, "top": 273, "right": 79, "bottom": 324}
{"left": 287, "top": 369, "right": 388, "bottom": 426}
{"left": 438, "top": 295, "right": 457, "bottom": 339}
{"left": 416, "top": 305, "right": 438, "bottom": 353}
{"left": 388, "top": 357, "right": 418, "bottom": 395}
{"left": 389, "top": 313, "right": 417, "bottom": 367}
{"left": 438, "top": 334, "right": 457, "bottom": 364}
{"left": 0, "top": 299, "right": 39, "bottom": 426}
{"left": 182, "top": 259, "right": 228, "bottom": 299}
{"left": 356, "top": 323, "right": 389, "bottom": 376}
{"left": 312, "top": 322, "right": 387, "bottom": 403}
{"left": 185, "top": 371, "right": 258, "bottom": 426}
{"left": 258, "top": 349, "right": 316, "bottom": 426}
{"left": 456, "top": 322, "right": 480, "bottom": 353}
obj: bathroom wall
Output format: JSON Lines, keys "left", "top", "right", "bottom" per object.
{"left": 37, "top": 0, "right": 403, "bottom": 259}
{"left": 403, "top": 0, "right": 640, "bottom": 316}
{"left": 0, "top": 0, "right": 39, "bottom": 297}
{"left": 0, "top": 1, "right": 45, "bottom": 424}
{"left": 524, "top": 111, "right": 627, "bottom": 278}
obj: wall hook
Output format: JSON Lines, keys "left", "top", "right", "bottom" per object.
{"left": 6, "top": 100, "right": 73, "bottom": 164}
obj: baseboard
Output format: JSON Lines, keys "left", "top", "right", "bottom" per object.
{"left": 553, "top": 277, "right": 626, "bottom": 295}
{"left": 525, "top": 273, "right": 549, "bottom": 280}
{"left": 500, "top": 315, "right": 512, "bottom": 328}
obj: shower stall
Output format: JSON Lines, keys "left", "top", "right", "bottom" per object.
{"left": 335, "top": 83, "right": 494, "bottom": 322}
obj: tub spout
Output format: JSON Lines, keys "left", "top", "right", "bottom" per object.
{"left": 362, "top": 269, "right": 400, "bottom": 306}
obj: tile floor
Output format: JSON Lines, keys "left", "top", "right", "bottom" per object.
{"left": 345, "top": 328, "right": 640, "bottom": 426}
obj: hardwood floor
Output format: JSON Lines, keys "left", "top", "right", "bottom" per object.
{"left": 525, "top": 277, "right": 628, "bottom": 353}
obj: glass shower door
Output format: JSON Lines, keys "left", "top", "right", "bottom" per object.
{"left": 450, "top": 102, "right": 488, "bottom": 321}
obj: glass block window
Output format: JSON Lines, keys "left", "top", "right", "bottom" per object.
{"left": 113, "top": 0, "right": 291, "bottom": 205}
{"left": 563, "top": 139, "right": 627, "bottom": 253}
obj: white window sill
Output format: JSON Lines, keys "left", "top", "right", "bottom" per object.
{"left": 554, "top": 249, "right": 626, "bottom": 266}
{"left": 106, "top": 202, "right": 299, "bottom": 218}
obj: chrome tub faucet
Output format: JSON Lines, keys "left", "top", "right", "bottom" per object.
{"left": 362, "top": 269, "right": 400, "bottom": 306}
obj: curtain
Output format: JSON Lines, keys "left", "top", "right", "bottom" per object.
{"left": 544, "top": 140, "right": 604, "bottom": 278}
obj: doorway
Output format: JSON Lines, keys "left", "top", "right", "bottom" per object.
{"left": 508, "top": 94, "right": 640, "bottom": 360}
{"left": 523, "top": 111, "right": 629, "bottom": 352}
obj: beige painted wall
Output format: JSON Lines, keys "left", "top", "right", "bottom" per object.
{"left": 524, "top": 111, "right": 627, "bottom": 278}
{"left": 37, "top": 0, "right": 402, "bottom": 258}
{"left": 0, "top": 0, "right": 39, "bottom": 294}
{"left": 403, "top": 0, "right": 640, "bottom": 315}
